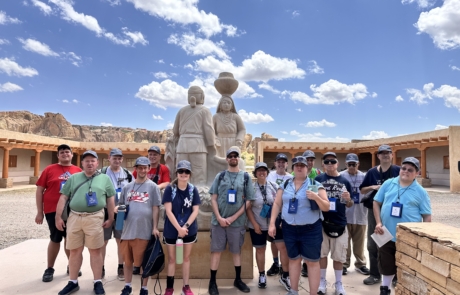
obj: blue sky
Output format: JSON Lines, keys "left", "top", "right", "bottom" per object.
{"left": 1, "top": 0, "right": 459, "bottom": 142}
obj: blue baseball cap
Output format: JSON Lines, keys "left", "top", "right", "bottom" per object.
{"left": 302, "top": 150, "right": 316, "bottom": 159}
{"left": 176, "top": 160, "right": 192, "bottom": 172}
{"left": 322, "top": 152, "right": 337, "bottom": 160}
{"left": 291, "top": 156, "right": 308, "bottom": 168}
{"left": 402, "top": 157, "right": 420, "bottom": 171}
{"left": 378, "top": 144, "right": 392, "bottom": 154}
{"left": 148, "top": 146, "right": 161, "bottom": 154}
{"left": 110, "top": 148, "right": 123, "bottom": 157}
{"left": 135, "top": 157, "right": 150, "bottom": 166}
{"left": 345, "top": 153, "right": 359, "bottom": 163}
{"left": 82, "top": 150, "right": 98, "bottom": 159}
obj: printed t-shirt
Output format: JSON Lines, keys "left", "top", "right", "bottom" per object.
{"left": 209, "top": 171, "right": 255, "bottom": 227}
{"left": 341, "top": 170, "right": 368, "bottom": 225}
{"left": 36, "top": 164, "right": 82, "bottom": 214}
{"left": 133, "top": 164, "right": 170, "bottom": 185}
{"left": 119, "top": 180, "right": 161, "bottom": 240}
{"left": 359, "top": 165, "right": 400, "bottom": 190}
{"left": 162, "top": 183, "right": 201, "bottom": 239}
{"left": 102, "top": 166, "right": 132, "bottom": 203}
{"left": 374, "top": 176, "right": 431, "bottom": 242}
{"left": 315, "top": 173, "right": 352, "bottom": 226}
{"left": 61, "top": 172, "right": 116, "bottom": 213}
{"left": 267, "top": 171, "right": 293, "bottom": 186}
{"left": 247, "top": 181, "right": 278, "bottom": 230}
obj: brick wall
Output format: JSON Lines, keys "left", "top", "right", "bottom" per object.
{"left": 395, "top": 223, "right": 460, "bottom": 295}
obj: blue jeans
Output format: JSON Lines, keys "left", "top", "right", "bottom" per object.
{"left": 283, "top": 219, "right": 323, "bottom": 261}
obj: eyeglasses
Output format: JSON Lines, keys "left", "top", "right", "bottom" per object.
{"left": 227, "top": 154, "right": 239, "bottom": 159}
{"left": 323, "top": 159, "right": 337, "bottom": 165}
{"left": 401, "top": 167, "right": 416, "bottom": 173}
{"left": 347, "top": 163, "right": 357, "bottom": 167}
{"left": 177, "top": 169, "right": 191, "bottom": 175}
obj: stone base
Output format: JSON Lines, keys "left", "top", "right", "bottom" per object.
{"left": 29, "top": 176, "right": 39, "bottom": 185}
{"left": 158, "top": 231, "right": 253, "bottom": 279}
{"left": 0, "top": 178, "right": 13, "bottom": 188}
{"left": 416, "top": 177, "right": 432, "bottom": 187}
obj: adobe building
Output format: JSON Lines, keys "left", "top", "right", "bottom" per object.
{"left": 1, "top": 126, "right": 460, "bottom": 192}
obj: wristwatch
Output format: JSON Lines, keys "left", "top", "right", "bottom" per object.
{"left": 185, "top": 223, "right": 190, "bottom": 228}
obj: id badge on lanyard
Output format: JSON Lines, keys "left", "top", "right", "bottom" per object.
{"left": 60, "top": 181, "right": 66, "bottom": 191}
{"left": 115, "top": 188, "right": 122, "bottom": 204}
{"left": 227, "top": 189, "right": 237, "bottom": 204}
{"left": 86, "top": 191, "right": 98, "bottom": 207}
{"left": 391, "top": 202, "right": 403, "bottom": 218}
{"left": 328, "top": 198, "right": 337, "bottom": 212}
{"left": 288, "top": 198, "right": 298, "bottom": 214}
{"left": 352, "top": 187, "right": 360, "bottom": 204}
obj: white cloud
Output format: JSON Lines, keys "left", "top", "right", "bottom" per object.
{"left": 435, "top": 124, "right": 448, "bottom": 130}
{"left": 401, "top": 0, "right": 436, "bottom": 9}
{"left": 122, "top": 27, "right": 149, "bottom": 45}
{"left": 0, "top": 82, "right": 23, "bottom": 92}
{"left": 72, "top": 99, "right": 79, "bottom": 103}
{"left": 280, "top": 131, "right": 288, "bottom": 134}
{"left": 62, "top": 99, "right": 69, "bottom": 103}
{"left": 378, "top": 104, "right": 383, "bottom": 108}
{"left": 306, "top": 60, "right": 324, "bottom": 74}
{"left": 125, "top": 0, "right": 239, "bottom": 37}
{"left": 362, "top": 131, "right": 389, "bottom": 140}
{"left": 289, "top": 130, "right": 349, "bottom": 142}
{"left": 166, "top": 122, "right": 174, "bottom": 129}
{"left": 406, "top": 83, "right": 434, "bottom": 104}
{"left": 153, "top": 72, "right": 169, "bottom": 79}
{"left": 0, "top": 11, "right": 22, "bottom": 25}
{"left": 167, "top": 33, "right": 228, "bottom": 59}
{"left": 18, "top": 38, "right": 60, "bottom": 57}
{"left": 431, "top": 84, "right": 460, "bottom": 111}
{"left": 395, "top": 95, "right": 404, "bottom": 102}
{"left": 282, "top": 79, "right": 372, "bottom": 105}
{"left": 451, "top": 65, "right": 460, "bottom": 71}
{"left": 258, "top": 83, "right": 280, "bottom": 94}
{"left": 292, "top": 10, "right": 300, "bottom": 18}
{"left": 371, "top": 92, "right": 378, "bottom": 98}
{"left": 31, "top": 0, "right": 53, "bottom": 15}
{"left": 101, "top": 122, "right": 113, "bottom": 127}
{"left": 65, "top": 52, "right": 82, "bottom": 67}
{"left": 135, "top": 79, "right": 188, "bottom": 110}
{"left": 303, "top": 119, "right": 336, "bottom": 128}
{"left": 157, "top": 59, "right": 164, "bottom": 64}
{"left": 0, "top": 39, "right": 10, "bottom": 45}
{"left": 415, "top": 0, "right": 460, "bottom": 50}
{"left": 237, "top": 109, "right": 274, "bottom": 124}
{"left": 0, "top": 58, "right": 39, "bottom": 77}
{"left": 103, "top": 0, "right": 121, "bottom": 6}
{"left": 295, "top": 108, "right": 302, "bottom": 112}
{"left": 152, "top": 114, "right": 164, "bottom": 120}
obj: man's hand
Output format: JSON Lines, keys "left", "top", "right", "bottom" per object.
{"left": 374, "top": 222, "right": 384, "bottom": 235}
{"left": 218, "top": 216, "right": 229, "bottom": 227}
{"left": 35, "top": 212, "right": 44, "bottom": 225}
{"left": 102, "top": 219, "right": 114, "bottom": 229}
{"left": 341, "top": 191, "right": 351, "bottom": 202}
{"left": 55, "top": 216, "right": 65, "bottom": 231}
{"left": 152, "top": 228, "right": 160, "bottom": 238}
{"left": 373, "top": 185, "right": 381, "bottom": 191}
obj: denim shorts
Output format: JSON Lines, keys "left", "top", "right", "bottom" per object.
{"left": 282, "top": 219, "right": 323, "bottom": 261}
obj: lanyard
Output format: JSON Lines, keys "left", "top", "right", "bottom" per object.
{"left": 397, "top": 180, "right": 413, "bottom": 203}
{"left": 257, "top": 182, "right": 268, "bottom": 204}
{"left": 87, "top": 173, "right": 99, "bottom": 195}
{"left": 109, "top": 168, "right": 122, "bottom": 188}
{"left": 229, "top": 171, "right": 239, "bottom": 190}
{"left": 132, "top": 179, "right": 147, "bottom": 194}
{"left": 379, "top": 165, "right": 392, "bottom": 183}
{"left": 291, "top": 178, "right": 306, "bottom": 200}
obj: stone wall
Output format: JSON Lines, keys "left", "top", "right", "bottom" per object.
{"left": 395, "top": 222, "right": 460, "bottom": 295}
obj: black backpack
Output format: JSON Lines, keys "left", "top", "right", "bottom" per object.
{"left": 142, "top": 235, "right": 165, "bottom": 295}
{"left": 217, "top": 170, "right": 250, "bottom": 193}
{"left": 100, "top": 166, "right": 133, "bottom": 183}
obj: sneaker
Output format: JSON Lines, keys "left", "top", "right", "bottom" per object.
{"left": 267, "top": 263, "right": 280, "bottom": 276}
{"left": 164, "top": 288, "right": 174, "bottom": 295}
{"left": 355, "top": 266, "right": 370, "bottom": 275}
{"left": 94, "top": 281, "right": 105, "bottom": 295}
{"left": 117, "top": 267, "right": 125, "bottom": 281}
{"left": 380, "top": 286, "right": 391, "bottom": 295}
{"left": 317, "top": 278, "right": 327, "bottom": 295}
{"left": 120, "top": 285, "right": 133, "bottom": 295}
{"left": 279, "top": 276, "right": 291, "bottom": 291}
{"left": 342, "top": 267, "right": 348, "bottom": 275}
{"left": 67, "top": 266, "right": 82, "bottom": 277}
{"left": 392, "top": 277, "right": 397, "bottom": 287}
{"left": 233, "top": 279, "right": 250, "bottom": 293}
{"left": 181, "top": 285, "right": 194, "bottom": 295}
{"left": 139, "top": 289, "right": 148, "bottom": 295}
{"left": 258, "top": 274, "right": 267, "bottom": 289}
{"left": 301, "top": 263, "right": 308, "bottom": 277}
{"left": 133, "top": 266, "right": 141, "bottom": 275}
{"left": 334, "top": 282, "right": 346, "bottom": 295}
{"left": 42, "top": 267, "right": 54, "bottom": 282}
{"left": 363, "top": 275, "right": 381, "bottom": 285}
{"left": 102, "top": 266, "right": 105, "bottom": 279}
{"left": 208, "top": 281, "right": 219, "bottom": 295}
{"left": 58, "top": 281, "right": 80, "bottom": 295}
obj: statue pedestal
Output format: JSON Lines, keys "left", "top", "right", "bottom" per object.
{"left": 158, "top": 231, "right": 253, "bottom": 279}
{"left": 29, "top": 176, "right": 39, "bottom": 185}
{"left": 416, "top": 177, "right": 432, "bottom": 187}
{"left": 0, "top": 178, "right": 13, "bottom": 188}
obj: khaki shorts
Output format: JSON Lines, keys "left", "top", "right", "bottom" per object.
{"left": 121, "top": 239, "right": 149, "bottom": 267}
{"left": 210, "top": 224, "right": 246, "bottom": 254}
{"left": 66, "top": 210, "right": 105, "bottom": 250}
{"left": 320, "top": 227, "right": 348, "bottom": 263}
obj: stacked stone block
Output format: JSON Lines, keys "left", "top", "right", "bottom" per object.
{"left": 395, "top": 223, "right": 460, "bottom": 295}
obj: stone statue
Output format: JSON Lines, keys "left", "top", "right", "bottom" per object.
{"left": 164, "top": 130, "right": 176, "bottom": 182}
{"left": 172, "top": 86, "right": 216, "bottom": 186}
{"left": 213, "top": 73, "right": 246, "bottom": 157}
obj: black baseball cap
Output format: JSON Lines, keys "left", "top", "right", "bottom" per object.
{"left": 57, "top": 144, "right": 71, "bottom": 152}
{"left": 275, "top": 153, "right": 288, "bottom": 162}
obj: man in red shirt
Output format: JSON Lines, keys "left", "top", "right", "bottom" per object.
{"left": 35, "top": 144, "right": 82, "bottom": 282}
{"left": 133, "top": 145, "right": 170, "bottom": 190}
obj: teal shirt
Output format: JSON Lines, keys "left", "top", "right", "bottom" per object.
{"left": 209, "top": 171, "right": 255, "bottom": 227}
{"left": 61, "top": 172, "right": 116, "bottom": 213}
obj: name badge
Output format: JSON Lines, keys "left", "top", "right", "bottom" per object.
{"left": 115, "top": 188, "right": 122, "bottom": 204}
{"left": 391, "top": 202, "right": 403, "bottom": 218}
{"left": 227, "top": 189, "right": 237, "bottom": 204}
{"left": 260, "top": 204, "right": 272, "bottom": 218}
{"left": 60, "top": 181, "right": 66, "bottom": 191}
{"left": 328, "top": 198, "right": 337, "bottom": 212}
{"left": 86, "top": 192, "right": 98, "bottom": 207}
{"left": 352, "top": 192, "right": 360, "bottom": 204}
{"left": 288, "top": 198, "right": 298, "bottom": 214}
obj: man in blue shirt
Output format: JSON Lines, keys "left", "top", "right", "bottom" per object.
{"left": 373, "top": 157, "right": 431, "bottom": 295}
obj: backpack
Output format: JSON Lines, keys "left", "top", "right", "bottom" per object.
{"left": 141, "top": 235, "right": 165, "bottom": 295}
{"left": 101, "top": 166, "right": 133, "bottom": 183}
{"left": 217, "top": 170, "right": 250, "bottom": 194}
{"left": 172, "top": 183, "right": 194, "bottom": 201}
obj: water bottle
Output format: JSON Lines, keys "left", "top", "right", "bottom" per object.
{"left": 340, "top": 186, "right": 348, "bottom": 204}
{"left": 307, "top": 185, "right": 320, "bottom": 210}
{"left": 115, "top": 205, "right": 126, "bottom": 231}
{"left": 176, "top": 238, "right": 184, "bottom": 265}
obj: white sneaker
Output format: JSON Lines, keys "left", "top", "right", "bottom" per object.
{"left": 279, "top": 276, "right": 291, "bottom": 291}
{"left": 334, "top": 281, "right": 346, "bottom": 295}
{"left": 317, "top": 278, "right": 327, "bottom": 294}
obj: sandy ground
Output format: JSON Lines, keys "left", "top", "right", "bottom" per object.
{"left": 0, "top": 188, "right": 459, "bottom": 250}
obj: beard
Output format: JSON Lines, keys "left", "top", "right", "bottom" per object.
{"left": 229, "top": 161, "right": 239, "bottom": 167}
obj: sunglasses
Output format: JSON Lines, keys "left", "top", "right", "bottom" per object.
{"left": 323, "top": 159, "right": 337, "bottom": 165}
{"left": 292, "top": 156, "right": 306, "bottom": 164}
{"left": 177, "top": 169, "right": 191, "bottom": 175}
{"left": 347, "top": 163, "right": 357, "bottom": 167}
{"left": 227, "top": 155, "right": 239, "bottom": 159}
{"left": 401, "top": 167, "right": 416, "bottom": 173}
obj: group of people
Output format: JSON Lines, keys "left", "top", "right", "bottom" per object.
{"left": 35, "top": 143, "right": 431, "bottom": 295}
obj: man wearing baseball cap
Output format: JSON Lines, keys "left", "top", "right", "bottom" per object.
{"left": 36, "top": 144, "right": 82, "bottom": 283}
{"left": 373, "top": 157, "right": 431, "bottom": 295}
{"left": 359, "top": 144, "right": 400, "bottom": 286}
{"left": 340, "top": 154, "right": 370, "bottom": 276}
{"left": 55, "top": 150, "right": 116, "bottom": 295}
{"left": 133, "top": 145, "right": 170, "bottom": 190}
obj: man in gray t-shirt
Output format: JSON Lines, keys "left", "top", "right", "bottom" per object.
{"left": 207, "top": 147, "right": 255, "bottom": 295}
{"left": 118, "top": 157, "right": 161, "bottom": 295}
